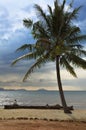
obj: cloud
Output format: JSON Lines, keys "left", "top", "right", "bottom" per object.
{"left": 74, "top": 19, "right": 86, "bottom": 34}
{"left": 0, "top": 0, "right": 86, "bottom": 90}
{"left": 73, "top": 0, "right": 86, "bottom": 20}
{"left": 0, "top": 6, "right": 11, "bottom": 40}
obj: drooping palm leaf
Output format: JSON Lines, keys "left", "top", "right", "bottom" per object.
{"left": 23, "top": 19, "right": 33, "bottom": 28}
{"left": 68, "top": 35, "right": 86, "bottom": 44}
{"left": 16, "top": 44, "right": 35, "bottom": 52}
{"left": 12, "top": 52, "right": 37, "bottom": 65}
{"left": 32, "top": 21, "right": 49, "bottom": 39}
{"left": 66, "top": 53, "right": 86, "bottom": 69}
{"left": 23, "top": 52, "right": 50, "bottom": 81}
{"left": 60, "top": 56, "right": 77, "bottom": 77}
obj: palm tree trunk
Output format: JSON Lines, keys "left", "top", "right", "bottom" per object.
{"left": 56, "top": 55, "right": 71, "bottom": 114}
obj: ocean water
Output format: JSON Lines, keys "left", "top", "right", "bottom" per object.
{"left": 0, "top": 90, "right": 86, "bottom": 110}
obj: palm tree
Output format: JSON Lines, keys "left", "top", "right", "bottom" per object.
{"left": 12, "top": 0, "right": 86, "bottom": 113}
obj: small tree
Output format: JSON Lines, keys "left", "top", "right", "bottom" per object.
{"left": 12, "top": 0, "right": 86, "bottom": 113}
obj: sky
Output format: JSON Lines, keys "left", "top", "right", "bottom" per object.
{"left": 0, "top": 0, "right": 86, "bottom": 91}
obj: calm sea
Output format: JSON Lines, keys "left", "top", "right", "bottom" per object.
{"left": 0, "top": 90, "right": 86, "bottom": 109}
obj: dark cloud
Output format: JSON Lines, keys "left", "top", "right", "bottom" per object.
{"left": 0, "top": 0, "right": 86, "bottom": 90}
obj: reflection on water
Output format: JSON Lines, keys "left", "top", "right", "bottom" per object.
{"left": 0, "top": 90, "right": 86, "bottom": 109}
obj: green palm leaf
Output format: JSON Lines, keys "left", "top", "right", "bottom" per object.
{"left": 61, "top": 0, "right": 66, "bottom": 11}
{"left": 23, "top": 19, "right": 33, "bottom": 28}
{"left": 23, "top": 53, "right": 50, "bottom": 81}
{"left": 69, "top": 35, "right": 86, "bottom": 43}
{"left": 67, "top": 53, "right": 86, "bottom": 69}
{"left": 47, "top": 5, "right": 53, "bottom": 16}
{"left": 60, "top": 56, "right": 77, "bottom": 77}
{"left": 66, "top": 6, "right": 82, "bottom": 24}
{"left": 34, "top": 4, "right": 50, "bottom": 28}
{"left": 16, "top": 44, "right": 35, "bottom": 52}
{"left": 12, "top": 52, "right": 36, "bottom": 65}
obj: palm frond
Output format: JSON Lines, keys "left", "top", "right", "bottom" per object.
{"left": 71, "top": 48, "right": 86, "bottom": 56}
{"left": 60, "top": 56, "right": 77, "bottom": 77}
{"left": 65, "top": 26, "right": 80, "bottom": 40}
{"left": 34, "top": 4, "right": 50, "bottom": 28}
{"left": 69, "top": 0, "right": 74, "bottom": 8}
{"left": 69, "top": 35, "right": 86, "bottom": 43}
{"left": 32, "top": 21, "right": 49, "bottom": 38}
{"left": 67, "top": 54, "right": 86, "bottom": 69}
{"left": 36, "top": 38, "right": 51, "bottom": 51}
{"left": 66, "top": 0, "right": 73, "bottom": 12}
{"left": 80, "top": 50, "right": 86, "bottom": 56}
{"left": 23, "top": 19, "right": 33, "bottom": 28}
{"left": 61, "top": 0, "right": 66, "bottom": 11}
{"left": 54, "top": 0, "right": 59, "bottom": 9}
{"left": 16, "top": 44, "right": 35, "bottom": 52}
{"left": 69, "top": 44, "right": 83, "bottom": 48}
{"left": 36, "top": 38, "right": 51, "bottom": 45}
{"left": 70, "top": 26, "right": 80, "bottom": 36}
{"left": 48, "top": 5, "right": 53, "bottom": 16}
{"left": 66, "top": 6, "right": 82, "bottom": 24}
{"left": 11, "top": 52, "right": 36, "bottom": 66}
{"left": 23, "top": 53, "right": 50, "bottom": 81}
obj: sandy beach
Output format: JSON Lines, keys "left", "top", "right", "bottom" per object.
{"left": 0, "top": 109, "right": 86, "bottom": 130}
{"left": 0, "top": 109, "right": 86, "bottom": 121}
{"left": 0, "top": 120, "right": 86, "bottom": 130}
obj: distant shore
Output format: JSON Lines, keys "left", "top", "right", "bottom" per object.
{"left": 0, "top": 109, "right": 86, "bottom": 130}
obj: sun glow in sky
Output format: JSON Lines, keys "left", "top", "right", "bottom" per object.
{"left": 0, "top": 0, "right": 86, "bottom": 90}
